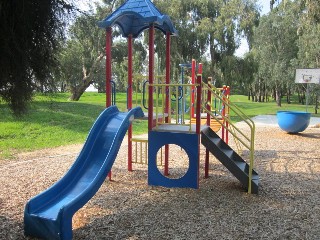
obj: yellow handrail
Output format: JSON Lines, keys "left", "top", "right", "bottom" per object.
{"left": 202, "top": 82, "right": 255, "bottom": 194}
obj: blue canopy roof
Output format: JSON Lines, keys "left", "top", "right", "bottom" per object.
{"left": 98, "top": 0, "right": 178, "bottom": 38}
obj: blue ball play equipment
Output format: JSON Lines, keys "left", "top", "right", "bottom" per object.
{"left": 277, "top": 111, "right": 311, "bottom": 133}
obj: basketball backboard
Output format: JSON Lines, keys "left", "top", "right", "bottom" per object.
{"left": 295, "top": 69, "right": 320, "bottom": 84}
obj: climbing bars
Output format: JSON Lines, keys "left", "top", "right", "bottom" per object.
{"left": 149, "top": 83, "right": 198, "bottom": 132}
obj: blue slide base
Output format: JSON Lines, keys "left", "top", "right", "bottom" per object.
{"left": 24, "top": 106, "right": 144, "bottom": 240}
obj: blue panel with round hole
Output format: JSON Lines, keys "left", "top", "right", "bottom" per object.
{"left": 148, "top": 131, "right": 199, "bottom": 189}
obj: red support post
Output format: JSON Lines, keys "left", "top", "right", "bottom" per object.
{"left": 148, "top": 25, "right": 155, "bottom": 131}
{"left": 128, "top": 35, "right": 133, "bottom": 171}
{"left": 196, "top": 74, "right": 202, "bottom": 135}
{"left": 205, "top": 81, "right": 212, "bottom": 178}
{"left": 191, "top": 59, "right": 196, "bottom": 118}
{"left": 196, "top": 74, "right": 202, "bottom": 187}
{"left": 198, "top": 63, "right": 203, "bottom": 74}
{"left": 164, "top": 32, "right": 171, "bottom": 176}
{"left": 206, "top": 85, "right": 211, "bottom": 126}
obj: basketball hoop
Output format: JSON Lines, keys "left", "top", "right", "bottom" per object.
{"left": 302, "top": 74, "right": 312, "bottom": 83}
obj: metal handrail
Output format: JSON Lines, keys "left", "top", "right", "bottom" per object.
{"left": 111, "top": 80, "right": 116, "bottom": 105}
{"left": 202, "top": 82, "right": 255, "bottom": 194}
{"left": 142, "top": 80, "right": 149, "bottom": 110}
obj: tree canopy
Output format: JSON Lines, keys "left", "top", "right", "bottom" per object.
{"left": 1, "top": 0, "right": 319, "bottom": 112}
{"left": 0, "top": 0, "right": 75, "bottom": 115}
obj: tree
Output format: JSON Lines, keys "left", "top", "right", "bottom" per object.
{"left": 252, "top": 1, "right": 299, "bottom": 106}
{"left": 56, "top": 1, "right": 147, "bottom": 101}
{"left": 57, "top": 10, "right": 107, "bottom": 101}
{"left": 297, "top": 0, "right": 320, "bottom": 68}
{"left": 0, "top": 0, "right": 75, "bottom": 115}
{"left": 296, "top": 0, "right": 320, "bottom": 109}
{"left": 154, "top": 0, "right": 260, "bottom": 86}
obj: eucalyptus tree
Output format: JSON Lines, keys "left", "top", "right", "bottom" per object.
{"left": 296, "top": 0, "right": 320, "bottom": 106}
{"left": 253, "top": 1, "right": 299, "bottom": 106}
{"left": 56, "top": 3, "right": 147, "bottom": 100}
{"left": 297, "top": 0, "right": 320, "bottom": 68}
{"left": 0, "top": 0, "right": 75, "bottom": 115}
{"left": 154, "top": 0, "right": 259, "bottom": 86}
{"left": 57, "top": 10, "right": 107, "bottom": 100}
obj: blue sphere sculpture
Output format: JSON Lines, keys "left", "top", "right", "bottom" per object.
{"left": 277, "top": 111, "right": 311, "bottom": 133}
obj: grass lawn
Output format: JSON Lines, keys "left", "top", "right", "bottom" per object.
{"left": 0, "top": 92, "right": 317, "bottom": 159}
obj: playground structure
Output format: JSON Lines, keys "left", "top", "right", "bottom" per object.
{"left": 24, "top": 0, "right": 259, "bottom": 239}
{"left": 277, "top": 111, "right": 311, "bottom": 133}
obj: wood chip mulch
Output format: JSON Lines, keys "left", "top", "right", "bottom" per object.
{"left": 0, "top": 124, "right": 319, "bottom": 239}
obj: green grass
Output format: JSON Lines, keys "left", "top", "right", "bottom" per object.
{"left": 0, "top": 92, "right": 318, "bottom": 159}
{"left": 0, "top": 92, "right": 147, "bottom": 159}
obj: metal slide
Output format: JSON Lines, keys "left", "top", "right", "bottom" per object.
{"left": 24, "top": 106, "right": 144, "bottom": 240}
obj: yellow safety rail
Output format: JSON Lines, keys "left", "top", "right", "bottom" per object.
{"left": 201, "top": 84, "right": 226, "bottom": 116}
{"left": 131, "top": 137, "right": 148, "bottom": 165}
{"left": 202, "top": 82, "right": 256, "bottom": 194}
{"left": 149, "top": 83, "right": 198, "bottom": 132}
{"left": 131, "top": 137, "right": 166, "bottom": 166}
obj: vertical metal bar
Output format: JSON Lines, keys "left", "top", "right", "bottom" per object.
{"left": 198, "top": 63, "right": 203, "bottom": 74}
{"left": 225, "top": 86, "right": 230, "bottom": 144}
{"left": 182, "top": 86, "right": 185, "bottom": 124}
{"left": 168, "top": 86, "right": 172, "bottom": 120}
{"left": 128, "top": 35, "right": 133, "bottom": 171}
{"left": 205, "top": 82, "right": 212, "bottom": 178}
{"left": 196, "top": 75, "right": 202, "bottom": 134}
{"left": 140, "top": 141, "right": 142, "bottom": 163}
{"left": 145, "top": 141, "right": 148, "bottom": 164}
{"left": 191, "top": 59, "right": 196, "bottom": 118}
{"left": 155, "top": 85, "right": 159, "bottom": 129}
{"left": 165, "top": 32, "right": 171, "bottom": 121}
{"left": 176, "top": 86, "right": 179, "bottom": 124}
{"left": 189, "top": 85, "right": 192, "bottom": 132}
{"left": 148, "top": 25, "right": 155, "bottom": 131}
{"left": 165, "top": 32, "right": 170, "bottom": 176}
{"left": 105, "top": 27, "right": 112, "bottom": 107}
{"left": 222, "top": 85, "right": 226, "bottom": 141}
{"left": 105, "top": 27, "right": 112, "bottom": 181}
{"left": 135, "top": 141, "right": 138, "bottom": 163}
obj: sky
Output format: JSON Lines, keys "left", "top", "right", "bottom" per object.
{"left": 235, "top": 0, "right": 271, "bottom": 57}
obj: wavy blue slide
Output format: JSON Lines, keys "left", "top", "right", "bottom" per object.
{"left": 24, "top": 106, "right": 144, "bottom": 240}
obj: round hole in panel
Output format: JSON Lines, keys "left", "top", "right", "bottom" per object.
{"left": 156, "top": 144, "right": 190, "bottom": 179}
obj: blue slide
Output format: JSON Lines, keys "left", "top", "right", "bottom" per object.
{"left": 24, "top": 106, "right": 144, "bottom": 240}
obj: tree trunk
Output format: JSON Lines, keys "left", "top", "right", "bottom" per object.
{"left": 248, "top": 85, "right": 252, "bottom": 101}
{"left": 315, "top": 94, "right": 319, "bottom": 114}
{"left": 275, "top": 87, "right": 282, "bottom": 107}
{"left": 69, "top": 53, "right": 104, "bottom": 101}
{"left": 209, "top": 33, "right": 216, "bottom": 85}
{"left": 69, "top": 78, "right": 93, "bottom": 101}
{"left": 286, "top": 88, "right": 291, "bottom": 104}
